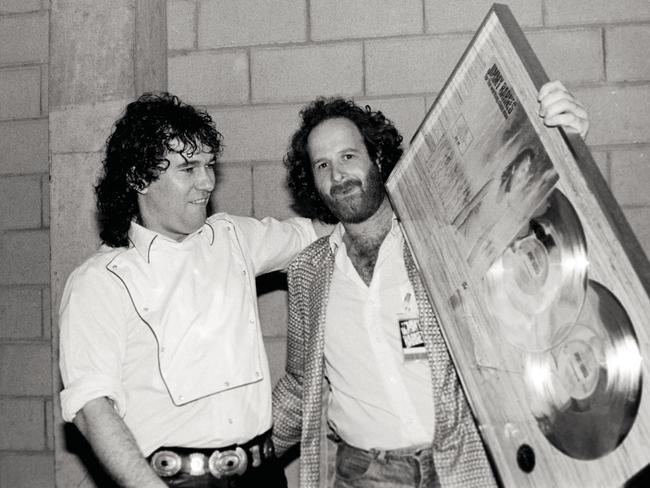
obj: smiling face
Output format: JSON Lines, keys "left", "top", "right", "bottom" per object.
{"left": 308, "top": 117, "right": 385, "bottom": 224}
{"left": 137, "top": 140, "right": 216, "bottom": 241}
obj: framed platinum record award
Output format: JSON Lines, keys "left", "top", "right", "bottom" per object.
{"left": 386, "top": 4, "right": 650, "bottom": 487}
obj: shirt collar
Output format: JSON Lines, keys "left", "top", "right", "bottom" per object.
{"left": 128, "top": 220, "right": 215, "bottom": 263}
{"left": 327, "top": 213, "right": 401, "bottom": 253}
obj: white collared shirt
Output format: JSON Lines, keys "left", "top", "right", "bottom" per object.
{"left": 324, "top": 218, "right": 435, "bottom": 450}
{"left": 59, "top": 213, "right": 316, "bottom": 456}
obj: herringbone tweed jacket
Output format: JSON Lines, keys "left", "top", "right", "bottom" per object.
{"left": 272, "top": 235, "right": 498, "bottom": 488}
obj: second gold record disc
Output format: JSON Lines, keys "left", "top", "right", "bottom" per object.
{"left": 523, "top": 280, "right": 642, "bottom": 460}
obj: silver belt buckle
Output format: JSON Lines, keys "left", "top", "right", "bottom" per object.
{"left": 186, "top": 452, "right": 208, "bottom": 476}
{"left": 151, "top": 450, "right": 182, "bottom": 477}
{"left": 208, "top": 446, "right": 248, "bottom": 478}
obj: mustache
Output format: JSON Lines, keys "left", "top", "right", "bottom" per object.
{"left": 330, "top": 180, "right": 362, "bottom": 196}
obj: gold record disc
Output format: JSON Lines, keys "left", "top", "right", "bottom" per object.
{"left": 483, "top": 189, "right": 588, "bottom": 352}
{"left": 523, "top": 280, "right": 642, "bottom": 460}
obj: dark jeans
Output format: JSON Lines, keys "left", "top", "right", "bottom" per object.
{"left": 161, "top": 455, "right": 287, "bottom": 488}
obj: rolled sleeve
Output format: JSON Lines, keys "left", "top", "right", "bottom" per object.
{"left": 60, "top": 374, "right": 127, "bottom": 422}
{"left": 59, "top": 258, "right": 130, "bottom": 422}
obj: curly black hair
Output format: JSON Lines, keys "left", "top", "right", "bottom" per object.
{"left": 95, "top": 92, "right": 223, "bottom": 247}
{"left": 285, "top": 98, "right": 403, "bottom": 223}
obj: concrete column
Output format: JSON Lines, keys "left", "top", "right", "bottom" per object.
{"left": 49, "top": 1, "right": 166, "bottom": 486}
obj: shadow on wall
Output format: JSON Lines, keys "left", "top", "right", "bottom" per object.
{"left": 256, "top": 271, "right": 288, "bottom": 295}
{"left": 64, "top": 423, "right": 119, "bottom": 487}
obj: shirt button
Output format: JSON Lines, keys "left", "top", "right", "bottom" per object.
{"left": 224, "top": 381, "right": 230, "bottom": 387}
{"left": 228, "top": 418, "right": 233, "bottom": 424}
{"left": 160, "top": 346, "right": 166, "bottom": 353}
{"left": 242, "top": 269, "right": 247, "bottom": 275}
{"left": 178, "top": 395, "right": 184, "bottom": 401}
{"left": 249, "top": 318, "right": 255, "bottom": 324}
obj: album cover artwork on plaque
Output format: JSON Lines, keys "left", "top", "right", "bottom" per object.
{"left": 386, "top": 4, "right": 650, "bottom": 487}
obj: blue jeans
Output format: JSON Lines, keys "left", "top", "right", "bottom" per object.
{"left": 334, "top": 440, "right": 437, "bottom": 488}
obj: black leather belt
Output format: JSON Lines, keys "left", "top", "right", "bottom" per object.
{"left": 148, "top": 431, "right": 275, "bottom": 479}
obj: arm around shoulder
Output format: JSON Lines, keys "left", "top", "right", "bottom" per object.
{"left": 312, "top": 218, "right": 334, "bottom": 238}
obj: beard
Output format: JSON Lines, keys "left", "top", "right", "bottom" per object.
{"left": 321, "top": 164, "right": 385, "bottom": 224}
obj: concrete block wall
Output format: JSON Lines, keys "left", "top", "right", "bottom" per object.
{"left": 0, "top": 0, "right": 647, "bottom": 486}
{"left": 166, "top": 1, "right": 650, "bottom": 485}
{"left": 0, "top": 1, "right": 53, "bottom": 487}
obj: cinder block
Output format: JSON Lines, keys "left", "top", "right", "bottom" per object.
{"left": 167, "top": 0, "right": 195, "bottom": 51}
{"left": 264, "top": 336, "right": 288, "bottom": 387}
{"left": 43, "top": 286, "right": 51, "bottom": 339}
{"left": 46, "top": 399, "right": 54, "bottom": 450}
{"left": 50, "top": 153, "right": 103, "bottom": 317}
{"left": 545, "top": 0, "right": 650, "bottom": 25}
{"left": 624, "top": 206, "right": 650, "bottom": 258}
{"left": 0, "top": 288, "right": 42, "bottom": 339}
{"left": 209, "top": 104, "right": 303, "bottom": 162}
{"left": 526, "top": 28, "right": 603, "bottom": 83}
{"left": 0, "top": 12, "right": 48, "bottom": 65}
{"left": 0, "top": 175, "right": 42, "bottom": 230}
{"left": 0, "top": 119, "right": 48, "bottom": 175}
{"left": 0, "top": 229, "right": 50, "bottom": 284}
{"left": 49, "top": 100, "right": 126, "bottom": 154}
{"left": 168, "top": 51, "right": 249, "bottom": 105}
{"left": 252, "top": 162, "right": 297, "bottom": 220}
{"left": 590, "top": 149, "right": 609, "bottom": 183}
{"left": 40, "top": 59, "right": 48, "bottom": 114}
{"left": 575, "top": 85, "right": 650, "bottom": 145}
{"left": 0, "top": 454, "right": 55, "bottom": 488}
{"left": 49, "top": 0, "right": 134, "bottom": 108}
{"left": 0, "top": 398, "right": 45, "bottom": 450}
{"left": 199, "top": 0, "right": 306, "bottom": 48}
{"left": 356, "top": 96, "right": 427, "bottom": 147}
{"left": 425, "top": 0, "right": 542, "bottom": 33}
{"left": 252, "top": 43, "right": 363, "bottom": 103}
{"left": 211, "top": 162, "right": 253, "bottom": 216}
{"left": 311, "top": 0, "right": 422, "bottom": 41}
{"left": 0, "top": 343, "right": 52, "bottom": 395}
{"left": 366, "top": 36, "right": 471, "bottom": 96}
{"left": 610, "top": 149, "right": 650, "bottom": 206}
{"left": 0, "top": 67, "right": 41, "bottom": 120}
{"left": 0, "top": 0, "right": 42, "bottom": 13}
{"left": 606, "top": 25, "right": 650, "bottom": 82}
{"left": 258, "top": 283, "right": 289, "bottom": 338}
{"left": 42, "top": 173, "right": 49, "bottom": 228}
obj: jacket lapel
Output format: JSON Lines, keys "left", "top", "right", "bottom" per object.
{"left": 299, "top": 243, "right": 336, "bottom": 488}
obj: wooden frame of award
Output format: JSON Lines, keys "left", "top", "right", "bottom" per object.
{"left": 385, "top": 4, "right": 650, "bottom": 487}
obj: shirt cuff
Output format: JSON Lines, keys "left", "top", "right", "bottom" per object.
{"left": 60, "top": 374, "right": 127, "bottom": 422}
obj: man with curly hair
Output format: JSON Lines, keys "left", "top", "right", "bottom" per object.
{"left": 272, "top": 81, "right": 589, "bottom": 487}
{"left": 58, "top": 93, "right": 328, "bottom": 488}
